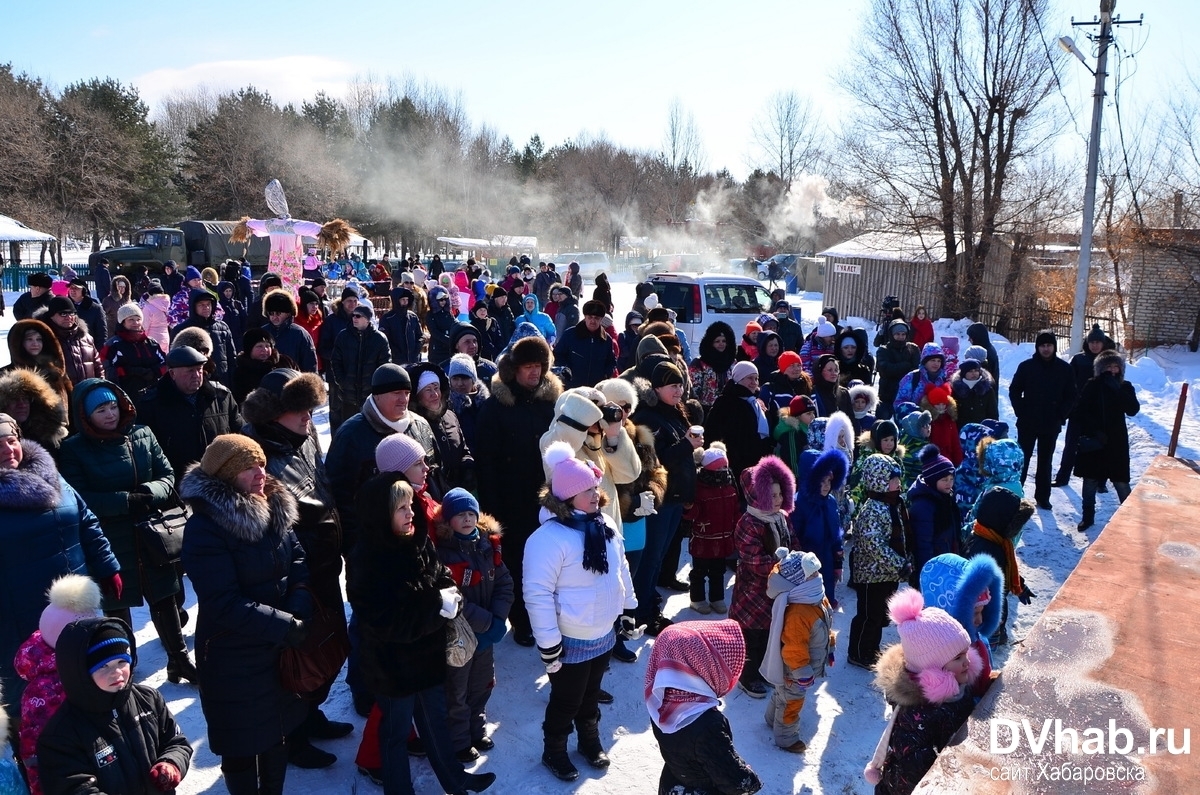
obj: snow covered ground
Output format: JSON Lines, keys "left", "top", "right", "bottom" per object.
{"left": 2, "top": 281, "right": 1196, "bottom": 795}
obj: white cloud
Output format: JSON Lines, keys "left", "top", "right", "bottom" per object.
{"left": 133, "top": 55, "right": 358, "bottom": 110}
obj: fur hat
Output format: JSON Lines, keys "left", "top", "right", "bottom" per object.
{"left": 849, "top": 383, "right": 878, "bottom": 411}
{"left": 730, "top": 360, "right": 758, "bottom": 385}
{"left": 508, "top": 335, "right": 552, "bottom": 371}
{"left": 701, "top": 442, "right": 729, "bottom": 470}
{"left": 441, "top": 487, "right": 480, "bottom": 520}
{"left": 918, "top": 444, "right": 955, "bottom": 484}
{"left": 263, "top": 289, "right": 297, "bottom": 317}
{"left": 200, "top": 434, "right": 266, "bottom": 483}
{"left": 117, "top": 303, "right": 142, "bottom": 324}
{"left": 242, "top": 369, "right": 326, "bottom": 426}
{"left": 1093, "top": 349, "right": 1124, "bottom": 379}
{"left": 596, "top": 378, "right": 638, "bottom": 414}
{"left": 171, "top": 327, "right": 212, "bottom": 355}
{"left": 776, "top": 547, "right": 821, "bottom": 584}
{"left": 887, "top": 589, "right": 974, "bottom": 702}
{"left": 448, "top": 353, "right": 477, "bottom": 380}
{"left": 39, "top": 574, "right": 103, "bottom": 649}
{"left": 545, "top": 440, "right": 602, "bottom": 500}
{"left": 375, "top": 433, "right": 426, "bottom": 474}
{"left": 371, "top": 364, "right": 412, "bottom": 395}
{"left": 777, "top": 351, "right": 802, "bottom": 372}
{"left": 582, "top": 299, "right": 606, "bottom": 317}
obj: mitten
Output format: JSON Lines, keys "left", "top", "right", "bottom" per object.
{"left": 127, "top": 492, "right": 154, "bottom": 514}
{"left": 634, "top": 491, "right": 657, "bottom": 517}
{"left": 538, "top": 641, "right": 562, "bottom": 673}
{"left": 283, "top": 617, "right": 308, "bottom": 648}
{"left": 439, "top": 587, "right": 462, "bottom": 618}
{"left": 617, "top": 615, "right": 645, "bottom": 641}
{"left": 1018, "top": 584, "right": 1036, "bottom": 605}
{"left": 101, "top": 573, "right": 123, "bottom": 601}
{"left": 149, "top": 761, "right": 182, "bottom": 792}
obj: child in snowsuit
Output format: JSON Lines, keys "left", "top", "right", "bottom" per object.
{"left": 434, "top": 488, "right": 514, "bottom": 762}
{"left": 963, "top": 486, "right": 1037, "bottom": 647}
{"left": 772, "top": 395, "right": 815, "bottom": 479}
{"left": 15, "top": 575, "right": 103, "bottom": 795}
{"left": 961, "top": 437, "right": 1026, "bottom": 537}
{"left": 953, "top": 423, "right": 993, "bottom": 524}
{"left": 760, "top": 549, "right": 834, "bottom": 754}
{"left": 683, "top": 444, "right": 739, "bottom": 615}
{"left": 862, "top": 590, "right": 981, "bottom": 794}
{"left": 0, "top": 683, "right": 27, "bottom": 795}
{"left": 644, "top": 620, "right": 762, "bottom": 795}
{"left": 37, "top": 617, "right": 192, "bottom": 795}
{"left": 848, "top": 419, "right": 905, "bottom": 516}
{"left": 898, "top": 409, "right": 932, "bottom": 489}
{"left": 730, "top": 456, "right": 797, "bottom": 699}
{"left": 790, "top": 449, "right": 849, "bottom": 608}
{"left": 920, "top": 384, "right": 963, "bottom": 465}
{"left": 907, "top": 445, "right": 959, "bottom": 585}
{"left": 920, "top": 552, "right": 1005, "bottom": 698}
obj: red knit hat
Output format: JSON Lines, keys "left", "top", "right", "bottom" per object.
{"left": 925, "top": 383, "right": 952, "bottom": 406}
{"left": 777, "top": 351, "right": 802, "bottom": 372}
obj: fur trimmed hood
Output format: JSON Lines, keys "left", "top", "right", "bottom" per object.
{"left": 873, "top": 642, "right": 981, "bottom": 706}
{"left": 803, "top": 448, "right": 850, "bottom": 496}
{"left": 823, "top": 411, "right": 855, "bottom": 457}
{"left": 1093, "top": 349, "right": 1125, "bottom": 380}
{"left": 434, "top": 510, "right": 502, "bottom": 544}
{"left": 745, "top": 455, "right": 795, "bottom": 512}
{"left": 0, "top": 439, "right": 63, "bottom": 510}
{"left": 848, "top": 382, "right": 878, "bottom": 412}
{"left": 0, "top": 368, "right": 68, "bottom": 447}
{"left": 8, "top": 318, "right": 68, "bottom": 373}
{"left": 242, "top": 371, "right": 327, "bottom": 426}
{"left": 538, "top": 482, "right": 609, "bottom": 520}
{"left": 179, "top": 464, "right": 298, "bottom": 543}
{"left": 920, "top": 553, "right": 1004, "bottom": 643}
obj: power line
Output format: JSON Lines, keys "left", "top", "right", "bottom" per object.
{"left": 1032, "top": 1, "right": 1088, "bottom": 145}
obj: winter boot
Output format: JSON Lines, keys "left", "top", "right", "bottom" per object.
{"left": 166, "top": 653, "right": 199, "bottom": 685}
{"left": 286, "top": 733, "right": 336, "bottom": 769}
{"left": 575, "top": 713, "right": 610, "bottom": 769}
{"left": 541, "top": 732, "right": 578, "bottom": 781}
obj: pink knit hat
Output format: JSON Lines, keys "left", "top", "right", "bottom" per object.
{"left": 544, "top": 441, "right": 602, "bottom": 500}
{"left": 888, "top": 588, "right": 977, "bottom": 702}
{"left": 39, "top": 574, "right": 103, "bottom": 649}
{"left": 375, "top": 433, "right": 426, "bottom": 474}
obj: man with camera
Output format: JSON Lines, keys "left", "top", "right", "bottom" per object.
{"left": 553, "top": 300, "right": 617, "bottom": 389}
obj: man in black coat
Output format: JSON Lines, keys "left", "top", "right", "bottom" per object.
{"left": 875, "top": 319, "right": 920, "bottom": 420}
{"left": 13, "top": 272, "right": 54, "bottom": 320}
{"left": 172, "top": 289, "right": 237, "bottom": 387}
{"left": 378, "top": 286, "right": 424, "bottom": 366}
{"left": 1008, "top": 330, "right": 1076, "bottom": 509}
{"left": 1054, "top": 324, "right": 1116, "bottom": 486}
{"left": 137, "top": 345, "right": 243, "bottom": 486}
{"left": 553, "top": 300, "right": 616, "bottom": 388}
{"left": 261, "top": 290, "right": 318, "bottom": 373}
{"left": 67, "top": 279, "right": 107, "bottom": 343}
{"left": 474, "top": 336, "right": 563, "bottom": 645}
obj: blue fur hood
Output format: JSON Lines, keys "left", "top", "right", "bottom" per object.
{"left": 920, "top": 553, "right": 1003, "bottom": 642}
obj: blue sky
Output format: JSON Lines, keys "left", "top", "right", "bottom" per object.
{"left": 5, "top": 0, "right": 1196, "bottom": 179}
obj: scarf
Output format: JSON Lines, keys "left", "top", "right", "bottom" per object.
{"left": 746, "top": 505, "right": 788, "bottom": 550}
{"left": 563, "top": 510, "right": 613, "bottom": 574}
{"left": 644, "top": 619, "right": 744, "bottom": 733}
{"left": 761, "top": 574, "right": 829, "bottom": 687}
{"left": 365, "top": 395, "right": 412, "bottom": 434}
{"left": 743, "top": 395, "right": 769, "bottom": 437}
{"left": 973, "top": 521, "right": 1022, "bottom": 596}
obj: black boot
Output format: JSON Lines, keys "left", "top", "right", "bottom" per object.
{"left": 541, "top": 732, "right": 578, "bottom": 781}
{"left": 575, "top": 713, "right": 610, "bottom": 769}
{"left": 286, "top": 734, "right": 336, "bottom": 769}
{"left": 304, "top": 707, "right": 354, "bottom": 739}
{"left": 166, "top": 653, "right": 199, "bottom": 684}
{"left": 460, "top": 771, "right": 497, "bottom": 793}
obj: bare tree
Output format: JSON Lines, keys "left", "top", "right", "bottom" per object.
{"left": 153, "top": 85, "right": 218, "bottom": 155}
{"left": 750, "top": 90, "right": 822, "bottom": 190}
{"left": 658, "top": 98, "right": 706, "bottom": 223}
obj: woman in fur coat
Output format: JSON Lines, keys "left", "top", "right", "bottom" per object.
{"left": 179, "top": 435, "right": 310, "bottom": 795}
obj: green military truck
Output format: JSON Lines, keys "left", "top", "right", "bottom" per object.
{"left": 87, "top": 220, "right": 272, "bottom": 276}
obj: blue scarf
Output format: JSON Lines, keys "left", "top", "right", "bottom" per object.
{"left": 563, "top": 510, "right": 614, "bottom": 574}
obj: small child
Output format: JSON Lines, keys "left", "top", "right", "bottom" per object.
{"left": 730, "top": 456, "right": 796, "bottom": 698}
{"left": 863, "top": 590, "right": 981, "bottom": 793}
{"left": 897, "top": 409, "right": 932, "bottom": 488}
{"left": 773, "top": 395, "right": 816, "bottom": 478}
{"left": 953, "top": 423, "right": 993, "bottom": 524}
{"left": 847, "top": 382, "right": 878, "bottom": 436}
{"left": 790, "top": 449, "right": 849, "bottom": 608}
{"left": 907, "top": 445, "right": 959, "bottom": 585}
{"left": 920, "top": 384, "right": 963, "bottom": 465}
{"left": 0, "top": 683, "right": 27, "bottom": 795}
{"left": 760, "top": 549, "right": 835, "bottom": 754}
{"left": 848, "top": 419, "right": 905, "bottom": 514}
{"left": 37, "top": 617, "right": 192, "bottom": 795}
{"left": 920, "top": 552, "right": 1005, "bottom": 698}
{"left": 963, "top": 486, "right": 1037, "bottom": 647}
{"left": 683, "top": 443, "right": 739, "bottom": 615}
{"left": 962, "top": 437, "right": 1026, "bottom": 531}
{"left": 15, "top": 574, "right": 103, "bottom": 795}
{"left": 644, "top": 619, "right": 762, "bottom": 795}
{"left": 434, "top": 488, "right": 514, "bottom": 762}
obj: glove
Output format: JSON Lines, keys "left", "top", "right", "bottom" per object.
{"left": 617, "top": 614, "right": 646, "bottom": 641}
{"left": 438, "top": 587, "right": 462, "bottom": 619}
{"left": 1018, "top": 585, "right": 1036, "bottom": 605}
{"left": 149, "top": 761, "right": 182, "bottom": 792}
{"left": 634, "top": 491, "right": 657, "bottom": 517}
{"left": 101, "top": 573, "right": 123, "bottom": 601}
{"left": 127, "top": 492, "right": 154, "bottom": 514}
{"left": 538, "top": 641, "right": 562, "bottom": 673}
{"left": 283, "top": 617, "right": 308, "bottom": 648}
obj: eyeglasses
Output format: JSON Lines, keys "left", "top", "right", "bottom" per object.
{"left": 57, "top": 311, "right": 76, "bottom": 317}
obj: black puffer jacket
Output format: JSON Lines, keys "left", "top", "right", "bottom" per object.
{"left": 632, "top": 379, "right": 699, "bottom": 505}
{"left": 1009, "top": 343, "right": 1076, "bottom": 434}
{"left": 262, "top": 318, "right": 317, "bottom": 374}
{"left": 329, "top": 324, "right": 392, "bottom": 429}
{"left": 651, "top": 709, "right": 762, "bottom": 795}
{"left": 875, "top": 320, "right": 921, "bottom": 412}
{"left": 1071, "top": 351, "right": 1139, "bottom": 483}
{"left": 171, "top": 291, "right": 238, "bottom": 386}
{"left": 348, "top": 472, "right": 455, "bottom": 699}
{"left": 37, "top": 618, "right": 193, "bottom": 795}
{"left": 136, "top": 375, "right": 242, "bottom": 483}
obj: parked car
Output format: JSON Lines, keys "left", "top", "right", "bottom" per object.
{"left": 647, "top": 272, "right": 774, "bottom": 351}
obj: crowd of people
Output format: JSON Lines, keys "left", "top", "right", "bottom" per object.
{"left": 0, "top": 253, "right": 1141, "bottom": 795}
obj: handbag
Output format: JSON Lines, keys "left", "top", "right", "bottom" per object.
{"left": 279, "top": 586, "right": 350, "bottom": 694}
{"left": 446, "top": 612, "right": 478, "bottom": 668}
{"left": 135, "top": 498, "right": 189, "bottom": 567}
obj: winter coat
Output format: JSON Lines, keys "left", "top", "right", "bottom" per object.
{"left": 487, "top": 296, "right": 516, "bottom": 344}
{"left": 348, "top": 472, "right": 455, "bottom": 699}
{"left": 171, "top": 297, "right": 237, "bottom": 386}
{"left": 262, "top": 318, "right": 317, "bottom": 374}
{"left": 1009, "top": 349, "right": 1075, "bottom": 434}
{"left": 139, "top": 295, "right": 171, "bottom": 350}
{"left": 448, "top": 380, "right": 489, "bottom": 455}
{"left": 906, "top": 478, "right": 959, "bottom": 579}
{"left": 811, "top": 375, "right": 853, "bottom": 419}
{"left": 37, "top": 619, "right": 191, "bottom": 795}
{"left": 434, "top": 513, "right": 514, "bottom": 651}
{"left": 475, "top": 369, "right": 563, "bottom": 542}
{"left": 875, "top": 322, "right": 921, "bottom": 410}
{"left": 949, "top": 368, "right": 998, "bottom": 427}
{"left": 14, "top": 291, "right": 51, "bottom": 321}
{"left": 409, "top": 364, "right": 476, "bottom": 499}
{"left": 954, "top": 424, "right": 991, "bottom": 523}
{"left": 215, "top": 284, "right": 247, "bottom": 352}
{"left": 909, "top": 313, "right": 934, "bottom": 349}
{"left": 920, "top": 553, "right": 1003, "bottom": 692}
{"left": 100, "top": 329, "right": 166, "bottom": 403}
{"left": 775, "top": 316, "right": 804, "bottom": 353}
{"left": 554, "top": 322, "right": 616, "bottom": 389}
{"left": 765, "top": 370, "right": 812, "bottom": 406}
{"left": 425, "top": 295, "right": 459, "bottom": 364}
{"left": 518, "top": 295, "right": 557, "bottom": 343}
{"left": 798, "top": 334, "right": 834, "bottom": 376}
{"left": 179, "top": 468, "right": 309, "bottom": 757}
{"left": 329, "top": 325, "right": 392, "bottom": 429}
{"left": 965, "top": 323, "right": 1000, "bottom": 383}
{"left": 1071, "top": 353, "right": 1139, "bottom": 483}
{"left": 705, "top": 382, "right": 777, "bottom": 481}
{"left": 893, "top": 344, "right": 949, "bottom": 410}
{"left": 551, "top": 294, "right": 580, "bottom": 341}
{"left": 762, "top": 571, "right": 833, "bottom": 684}
{"left": 684, "top": 467, "right": 739, "bottom": 559}
{"left": 42, "top": 317, "right": 101, "bottom": 388}
{"left": 790, "top": 450, "right": 848, "bottom": 603}
{"left": 5, "top": 319, "right": 73, "bottom": 418}
{"left": 651, "top": 709, "right": 762, "bottom": 795}
{"left": 70, "top": 295, "right": 107, "bottom": 346}
{"left": 772, "top": 410, "right": 810, "bottom": 478}
{"left": 631, "top": 381, "right": 699, "bottom": 505}
{"left": 0, "top": 441, "right": 118, "bottom": 718}
{"left": 533, "top": 270, "right": 559, "bottom": 306}
{"left": 294, "top": 310, "right": 323, "bottom": 367}
{"left": 229, "top": 350, "right": 297, "bottom": 404}
{"left": 871, "top": 643, "right": 977, "bottom": 795}
{"left": 101, "top": 281, "right": 129, "bottom": 337}
{"left": 836, "top": 328, "right": 875, "bottom": 386}
{"left": 379, "top": 304, "right": 424, "bottom": 366}
{"left": 58, "top": 380, "right": 178, "bottom": 610}
{"left": 524, "top": 493, "right": 635, "bottom": 647}
{"left": 731, "top": 505, "right": 792, "bottom": 632}
{"left": 615, "top": 419, "right": 669, "bottom": 525}
{"left": 136, "top": 375, "right": 242, "bottom": 484}
{"left": 0, "top": 368, "right": 68, "bottom": 454}
{"left": 849, "top": 456, "right": 910, "bottom": 585}
{"left": 160, "top": 269, "right": 183, "bottom": 302}
{"left": 15, "top": 629, "right": 63, "bottom": 795}
{"left": 167, "top": 287, "right": 223, "bottom": 329}
{"left": 751, "top": 331, "right": 783, "bottom": 382}
{"left": 317, "top": 301, "right": 354, "bottom": 368}
{"left": 962, "top": 438, "right": 1026, "bottom": 529}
